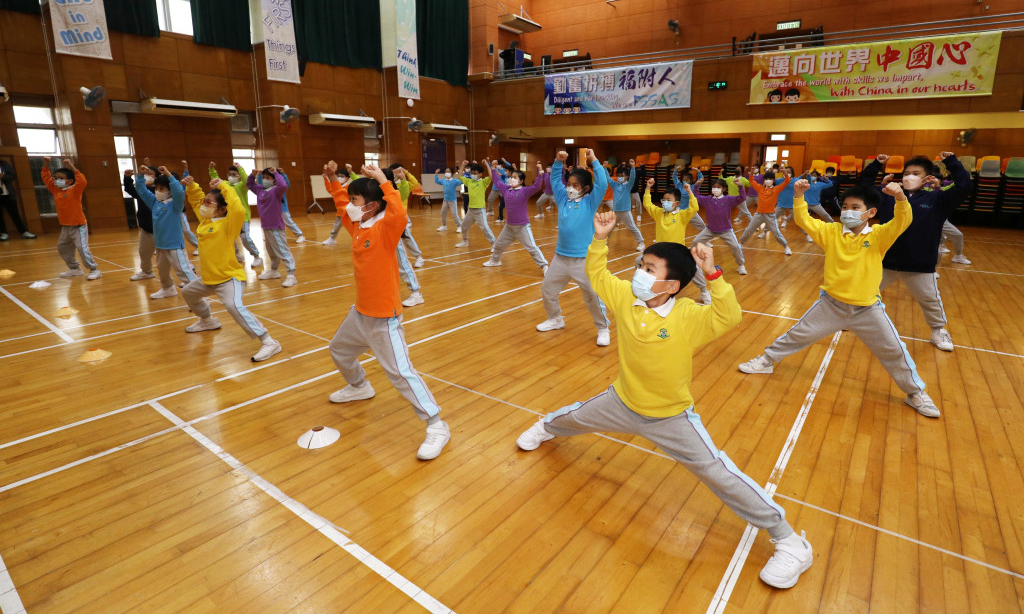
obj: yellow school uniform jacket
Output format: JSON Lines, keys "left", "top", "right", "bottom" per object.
{"left": 186, "top": 180, "right": 246, "bottom": 284}
{"left": 642, "top": 191, "right": 699, "bottom": 244}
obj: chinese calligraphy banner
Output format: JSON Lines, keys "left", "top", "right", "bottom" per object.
{"left": 748, "top": 32, "right": 1001, "bottom": 105}
{"left": 543, "top": 61, "right": 693, "bottom": 115}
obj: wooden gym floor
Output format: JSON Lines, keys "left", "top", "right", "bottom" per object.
{"left": 0, "top": 202, "right": 1022, "bottom": 614}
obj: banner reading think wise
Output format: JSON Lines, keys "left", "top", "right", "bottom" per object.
{"left": 749, "top": 31, "right": 1001, "bottom": 105}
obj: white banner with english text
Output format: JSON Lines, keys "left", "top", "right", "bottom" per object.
{"left": 261, "top": 0, "right": 301, "bottom": 84}
{"left": 395, "top": 0, "right": 420, "bottom": 99}
{"left": 50, "top": 0, "right": 112, "bottom": 60}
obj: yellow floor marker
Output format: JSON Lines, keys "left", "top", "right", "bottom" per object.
{"left": 0, "top": 269, "right": 15, "bottom": 278}
{"left": 78, "top": 348, "right": 111, "bottom": 362}
{"left": 54, "top": 306, "right": 79, "bottom": 318}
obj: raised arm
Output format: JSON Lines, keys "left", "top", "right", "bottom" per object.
{"left": 936, "top": 152, "right": 973, "bottom": 217}
{"left": 588, "top": 150, "right": 608, "bottom": 211}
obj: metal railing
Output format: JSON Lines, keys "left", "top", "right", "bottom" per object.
{"left": 492, "top": 12, "right": 1024, "bottom": 80}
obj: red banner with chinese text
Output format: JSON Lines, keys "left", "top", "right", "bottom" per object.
{"left": 749, "top": 32, "right": 1001, "bottom": 105}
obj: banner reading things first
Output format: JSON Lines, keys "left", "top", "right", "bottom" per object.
{"left": 749, "top": 31, "right": 1001, "bottom": 105}
{"left": 544, "top": 61, "right": 693, "bottom": 115}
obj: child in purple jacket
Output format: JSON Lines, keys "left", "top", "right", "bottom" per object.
{"left": 483, "top": 158, "right": 548, "bottom": 273}
{"left": 247, "top": 168, "right": 297, "bottom": 287}
{"left": 686, "top": 178, "right": 749, "bottom": 276}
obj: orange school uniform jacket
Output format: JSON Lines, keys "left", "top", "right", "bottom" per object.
{"left": 342, "top": 181, "right": 408, "bottom": 318}
{"left": 42, "top": 167, "right": 88, "bottom": 226}
{"left": 749, "top": 175, "right": 790, "bottom": 213}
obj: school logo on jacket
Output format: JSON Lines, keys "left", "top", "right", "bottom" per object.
{"left": 363, "top": 240, "right": 370, "bottom": 248}
{"left": 862, "top": 240, "right": 871, "bottom": 249}
{"left": 657, "top": 327, "right": 670, "bottom": 339}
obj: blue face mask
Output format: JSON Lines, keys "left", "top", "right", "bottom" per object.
{"left": 262, "top": 178, "right": 274, "bottom": 188}
{"left": 661, "top": 200, "right": 675, "bottom": 212}
{"left": 631, "top": 268, "right": 664, "bottom": 301}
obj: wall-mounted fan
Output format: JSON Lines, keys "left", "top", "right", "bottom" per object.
{"left": 958, "top": 128, "right": 977, "bottom": 147}
{"left": 279, "top": 105, "right": 300, "bottom": 123}
{"left": 79, "top": 86, "right": 106, "bottom": 110}
{"left": 408, "top": 118, "right": 424, "bottom": 132}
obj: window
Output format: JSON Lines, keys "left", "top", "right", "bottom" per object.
{"left": 519, "top": 152, "right": 528, "bottom": 170}
{"left": 156, "top": 0, "right": 194, "bottom": 36}
{"left": 115, "top": 136, "right": 136, "bottom": 198}
{"left": 232, "top": 148, "right": 257, "bottom": 206}
{"left": 365, "top": 152, "right": 380, "bottom": 167}
{"left": 14, "top": 105, "right": 62, "bottom": 216}
{"left": 764, "top": 146, "right": 779, "bottom": 166}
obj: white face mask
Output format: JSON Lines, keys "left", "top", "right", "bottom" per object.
{"left": 444, "top": 172, "right": 452, "bottom": 179}
{"left": 199, "top": 204, "right": 219, "bottom": 219}
{"left": 566, "top": 186, "right": 582, "bottom": 200}
{"left": 346, "top": 202, "right": 365, "bottom": 223}
{"left": 617, "top": 177, "right": 628, "bottom": 184}
{"left": 144, "top": 175, "right": 156, "bottom": 186}
{"left": 661, "top": 200, "right": 676, "bottom": 212}
{"left": 507, "top": 177, "right": 520, "bottom": 188}
{"left": 711, "top": 187, "right": 723, "bottom": 197}
{"left": 227, "top": 175, "right": 240, "bottom": 185}
{"left": 902, "top": 175, "right": 923, "bottom": 191}
{"left": 471, "top": 174, "right": 480, "bottom": 181}
{"left": 54, "top": 179, "right": 67, "bottom": 188}
{"left": 840, "top": 210, "right": 866, "bottom": 229}
{"left": 631, "top": 268, "right": 667, "bottom": 301}
{"left": 262, "top": 178, "right": 274, "bottom": 188}
{"left": 763, "top": 179, "right": 774, "bottom": 188}
{"left": 155, "top": 190, "right": 171, "bottom": 202}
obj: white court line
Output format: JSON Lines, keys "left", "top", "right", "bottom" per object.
{"left": 773, "top": 493, "right": 1024, "bottom": 581}
{"left": 147, "top": 401, "right": 456, "bottom": 613}
{"left": 90, "top": 255, "right": 134, "bottom": 272}
{"left": 0, "top": 239, "right": 139, "bottom": 257}
{"left": 706, "top": 330, "right": 842, "bottom": 614}
{"left": 0, "top": 286, "right": 74, "bottom": 343}
{"left": 0, "top": 547, "right": 26, "bottom": 614}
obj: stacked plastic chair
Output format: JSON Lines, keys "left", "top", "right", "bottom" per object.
{"left": 1000, "top": 157, "right": 1024, "bottom": 225}
{"left": 704, "top": 153, "right": 727, "bottom": 195}
{"left": 972, "top": 157, "right": 1002, "bottom": 220}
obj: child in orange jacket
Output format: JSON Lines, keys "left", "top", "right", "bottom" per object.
{"left": 738, "top": 169, "right": 792, "bottom": 255}
{"left": 42, "top": 157, "right": 101, "bottom": 279}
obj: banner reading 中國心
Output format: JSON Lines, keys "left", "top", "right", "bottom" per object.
{"left": 544, "top": 61, "right": 692, "bottom": 115}
{"left": 50, "top": 0, "right": 112, "bottom": 60}
{"left": 261, "top": 0, "right": 300, "bottom": 84}
{"left": 749, "top": 31, "right": 1001, "bottom": 105}
{"left": 395, "top": 0, "right": 420, "bottom": 99}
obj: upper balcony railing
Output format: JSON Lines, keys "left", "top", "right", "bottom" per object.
{"left": 491, "top": 12, "right": 1024, "bottom": 81}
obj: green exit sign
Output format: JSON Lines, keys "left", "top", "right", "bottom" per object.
{"left": 708, "top": 81, "right": 728, "bottom": 91}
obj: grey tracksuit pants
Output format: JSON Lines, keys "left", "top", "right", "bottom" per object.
{"left": 440, "top": 199, "right": 462, "bottom": 228}
{"left": 541, "top": 254, "right": 610, "bottom": 329}
{"left": 263, "top": 228, "right": 296, "bottom": 273}
{"left": 329, "top": 305, "right": 441, "bottom": 420}
{"left": 461, "top": 209, "right": 496, "bottom": 245}
{"left": 329, "top": 216, "right": 344, "bottom": 240}
{"left": 880, "top": 269, "right": 947, "bottom": 329}
{"left": 402, "top": 221, "right": 422, "bottom": 259}
{"left": 489, "top": 223, "right": 547, "bottom": 268}
{"left": 541, "top": 385, "right": 794, "bottom": 540}
{"left": 182, "top": 277, "right": 267, "bottom": 339}
{"left": 156, "top": 247, "right": 196, "bottom": 288}
{"left": 738, "top": 212, "right": 788, "bottom": 247}
{"left": 611, "top": 210, "right": 644, "bottom": 244}
{"left": 281, "top": 206, "right": 304, "bottom": 238}
{"left": 537, "top": 193, "right": 556, "bottom": 215}
{"left": 181, "top": 212, "right": 199, "bottom": 248}
{"left": 941, "top": 221, "right": 964, "bottom": 256}
{"left": 396, "top": 241, "right": 419, "bottom": 293}
{"left": 238, "top": 220, "right": 260, "bottom": 257}
{"left": 764, "top": 291, "right": 926, "bottom": 395}
{"left": 138, "top": 229, "right": 155, "bottom": 274}
{"left": 690, "top": 227, "right": 745, "bottom": 290}
{"left": 58, "top": 224, "right": 98, "bottom": 272}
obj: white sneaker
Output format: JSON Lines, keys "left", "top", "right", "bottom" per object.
{"left": 129, "top": 271, "right": 155, "bottom": 281}
{"left": 60, "top": 269, "right": 85, "bottom": 278}
{"left": 282, "top": 274, "right": 297, "bottom": 288}
{"left": 258, "top": 270, "right": 282, "bottom": 280}
{"left": 536, "top": 316, "right": 565, "bottom": 332}
{"left": 192, "top": 249, "right": 199, "bottom": 256}
{"left": 739, "top": 354, "right": 774, "bottom": 374}
{"left": 329, "top": 380, "right": 376, "bottom": 403}
{"left": 756, "top": 231, "right": 766, "bottom": 239}
{"left": 759, "top": 531, "right": 813, "bottom": 589}
{"left": 86, "top": 269, "right": 102, "bottom": 280}
{"left": 938, "top": 245, "right": 950, "bottom": 254}
{"left": 436, "top": 225, "right": 447, "bottom": 231}
{"left": 414, "top": 256, "right": 424, "bottom": 268}
{"left": 251, "top": 337, "right": 282, "bottom": 362}
{"left": 402, "top": 291, "right": 424, "bottom": 307}
{"left": 547, "top": 206, "right": 554, "bottom": 211}
{"left": 150, "top": 286, "right": 178, "bottom": 300}
{"left": 483, "top": 259, "right": 501, "bottom": 267}
{"left": 784, "top": 246, "right": 793, "bottom": 255}
{"left": 455, "top": 241, "right": 468, "bottom": 247}
{"left": 596, "top": 328, "right": 611, "bottom": 346}
{"left": 930, "top": 328, "right": 954, "bottom": 352}
{"left": 322, "top": 237, "right": 337, "bottom": 245}
{"left": 805, "top": 235, "right": 814, "bottom": 243}
{"left": 737, "top": 265, "right": 748, "bottom": 275}
{"left": 542, "top": 264, "right": 549, "bottom": 275}
{"left": 734, "top": 216, "right": 742, "bottom": 223}
{"left": 296, "top": 236, "right": 306, "bottom": 244}
{"left": 251, "top": 257, "right": 264, "bottom": 268}
{"left": 780, "top": 219, "right": 787, "bottom": 228}
{"left": 496, "top": 219, "right": 504, "bottom": 224}
{"left": 534, "top": 213, "right": 544, "bottom": 219}
{"left": 635, "top": 242, "right": 645, "bottom": 252}
{"left": 416, "top": 420, "right": 450, "bottom": 460}
{"left": 906, "top": 391, "right": 940, "bottom": 418}
{"left": 517, "top": 419, "right": 554, "bottom": 451}
{"left": 456, "top": 226, "right": 463, "bottom": 233}
{"left": 636, "top": 215, "right": 641, "bottom": 222}
{"left": 185, "top": 317, "right": 221, "bottom": 333}
{"left": 951, "top": 255, "right": 971, "bottom": 265}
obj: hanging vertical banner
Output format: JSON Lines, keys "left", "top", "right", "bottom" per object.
{"left": 395, "top": 0, "right": 420, "bottom": 99}
{"left": 49, "top": 0, "right": 112, "bottom": 60}
{"left": 261, "top": 0, "right": 300, "bottom": 84}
